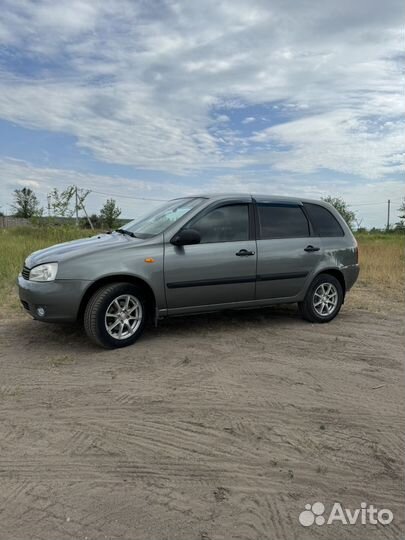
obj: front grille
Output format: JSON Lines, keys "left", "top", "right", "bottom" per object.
{"left": 21, "top": 300, "right": 30, "bottom": 311}
{"left": 22, "top": 265, "right": 30, "bottom": 280}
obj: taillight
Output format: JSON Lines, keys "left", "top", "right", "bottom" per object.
{"left": 354, "top": 245, "right": 359, "bottom": 264}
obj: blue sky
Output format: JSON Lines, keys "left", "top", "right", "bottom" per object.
{"left": 0, "top": 0, "right": 403, "bottom": 226}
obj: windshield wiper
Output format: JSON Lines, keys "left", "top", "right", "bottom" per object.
{"left": 115, "top": 228, "right": 136, "bottom": 238}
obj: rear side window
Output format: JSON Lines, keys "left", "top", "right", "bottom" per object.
{"left": 188, "top": 204, "right": 249, "bottom": 243}
{"left": 257, "top": 204, "right": 310, "bottom": 239}
{"left": 304, "top": 203, "right": 344, "bottom": 237}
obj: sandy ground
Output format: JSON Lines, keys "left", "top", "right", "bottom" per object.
{"left": 0, "top": 288, "right": 404, "bottom": 540}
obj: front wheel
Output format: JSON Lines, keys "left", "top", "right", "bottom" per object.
{"left": 299, "top": 274, "right": 343, "bottom": 323}
{"left": 84, "top": 283, "right": 146, "bottom": 348}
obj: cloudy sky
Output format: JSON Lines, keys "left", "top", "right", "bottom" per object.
{"left": 0, "top": 0, "right": 403, "bottom": 226}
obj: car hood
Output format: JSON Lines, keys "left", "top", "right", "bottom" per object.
{"left": 25, "top": 232, "right": 143, "bottom": 268}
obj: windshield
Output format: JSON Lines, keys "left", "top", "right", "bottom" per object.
{"left": 122, "top": 197, "right": 205, "bottom": 238}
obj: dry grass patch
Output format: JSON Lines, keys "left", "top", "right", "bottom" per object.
{"left": 356, "top": 233, "right": 404, "bottom": 292}
{"left": 348, "top": 233, "right": 404, "bottom": 313}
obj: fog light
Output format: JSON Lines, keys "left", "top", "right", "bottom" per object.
{"left": 36, "top": 307, "right": 46, "bottom": 317}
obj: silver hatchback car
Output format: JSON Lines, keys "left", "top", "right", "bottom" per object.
{"left": 18, "top": 193, "right": 359, "bottom": 348}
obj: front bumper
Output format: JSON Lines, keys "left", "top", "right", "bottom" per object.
{"left": 18, "top": 275, "right": 90, "bottom": 322}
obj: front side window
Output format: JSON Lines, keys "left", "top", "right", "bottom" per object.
{"left": 123, "top": 197, "right": 205, "bottom": 238}
{"left": 303, "top": 203, "right": 344, "bottom": 237}
{"left": 257, "top": 204, "right": 310, "bottom": 239}
{"left": 187, "top": 204, "right": 249, "bottom": 243}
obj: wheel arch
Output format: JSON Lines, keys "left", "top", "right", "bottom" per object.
{"left": 78, "top": 274, "right": 157, "bottom": 322}
{"left": 313, "top": 268, "right": 346, "bottom": 301}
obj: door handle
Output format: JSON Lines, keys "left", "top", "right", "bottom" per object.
{"left": 304, "top": 245, "right": 320, "bottom": 252}
{"left": 236, "top": 249, "right": 255, "bottom": 256}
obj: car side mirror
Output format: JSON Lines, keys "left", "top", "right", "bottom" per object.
{"left": 171, "top": 228, "right": 201, "bottom": 246}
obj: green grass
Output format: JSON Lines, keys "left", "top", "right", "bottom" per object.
{"left": 0, "top": 226, "right": 98, "bottom": 313}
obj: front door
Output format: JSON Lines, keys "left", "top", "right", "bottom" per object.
{"left": 255, "top": 202, "right": 322, "bottom": 300}
{"left": 164, "top": 203, "right": 257, "bottom": 311}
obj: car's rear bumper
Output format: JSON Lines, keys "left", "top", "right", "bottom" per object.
{"left": 18, "top": 275, "right": 90, "bottom": 322}
{"left": 342, "top": 263, "right": 360, "bottom": 291}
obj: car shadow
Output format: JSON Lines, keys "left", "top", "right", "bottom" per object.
{"left": 8, "top": 303, "right": 303, "bottom": 352}
{"left": 145, "top": 303, "right": 303, "bottom": 340}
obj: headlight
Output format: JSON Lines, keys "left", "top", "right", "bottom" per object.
{"left": 29, "top": 263, "right": 58, "bottom": 282}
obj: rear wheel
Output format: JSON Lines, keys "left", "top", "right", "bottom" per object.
{"left": 299, "top": 274, "right": 343, "bottom": 323}
{"left": 84, "top": 283, "right": 147, "bottom": 348}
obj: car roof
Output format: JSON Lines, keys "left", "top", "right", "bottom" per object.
{"left": 189, "top": 193, "right": 325, "bottom": 205}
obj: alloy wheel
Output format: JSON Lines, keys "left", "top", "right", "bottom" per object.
{"left": 104, "top": 294, "right": 143, "bottom": 340}
{"left": 312, "top": 282, "right": 338, "bottom": 317}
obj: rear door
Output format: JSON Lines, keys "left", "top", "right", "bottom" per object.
{"left": 164, "top": 201, "right": 257, "bottom": 311}
{"left": 303, "top": 202, "right": 352, "bottom": 261}
{"left": 255, "top": 201, "right": 322, "bottom": 300}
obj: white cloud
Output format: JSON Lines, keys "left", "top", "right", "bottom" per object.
{"left": 0, "top": 0, "right": 403, "bottom": 189}
{"left": 215, "top": 114, "right": 230, "bottom": 123}
{"left": 242, "top": 117, "right": 255, "bottom": 124}
{"left": 251, "top": 110, "right": 404, "bottom": 179}
{"left": 17, "top": 179, "right": 40, "bottom": 189}
{"left": 0, "top": 158, "right": 180, "bottom": 218}
{"left": 0, "top": 158, "right": 403, "bottom": 227}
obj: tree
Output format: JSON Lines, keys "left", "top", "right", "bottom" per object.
{"left": 11, "top": 187, "right": 43, "bottom": 218}
{"left": 394, "top": 221, "right": 405, "bottom": 233}
{"left": 391, "top": 198, "right": 405, "bottom": 233}
{"left": 398, "top": 198, "right": 405, "bottom": 222}
{"left": 49, "top": 186, "right": 76, "bottom": 218}
{"left": 81, "top": 214, "right": 102, "bottom": 229}
{"left": 322, "top": 196, "right": 356, "bottom": 230}
{"left": 100, "top": 199, "right": 121, "bottom": 229}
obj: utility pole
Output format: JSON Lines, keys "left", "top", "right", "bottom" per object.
{"left": 79, "top": 199, "right": 94, "bottom": 230}
{"left": 75, "top": 185, "right": 79, "bottom": 227}
{"left": 75, "top": 187, "right": 93, "bottom": 230}
{"left": 386, "top": 199, "right": 391, "bottom": 231}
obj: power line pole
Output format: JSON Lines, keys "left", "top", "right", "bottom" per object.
{"left": 386, "top": 199, "right": 391, "bottom": 231}
{"left": 79, "top": 198, "right": 94, "bottom": 230}
{"left": 75, "top": 185, "right": 79, "bottom": 227}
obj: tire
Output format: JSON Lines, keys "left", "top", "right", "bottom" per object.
{"left": 84, "top": 282, "right": 147, "bottom": 348}
{"left": 299, "top": 274, "right": 343, "bottom": 323}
